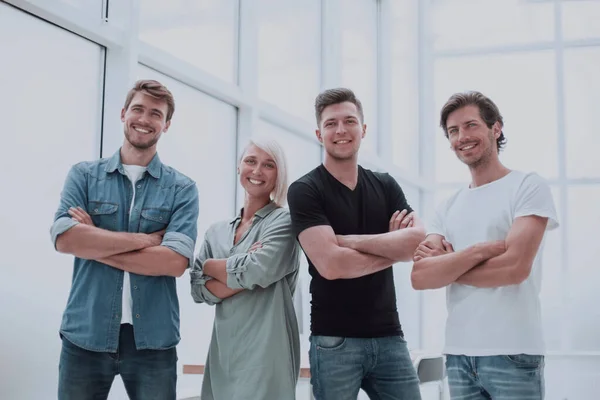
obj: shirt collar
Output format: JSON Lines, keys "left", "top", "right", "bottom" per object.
{"left": 104, "top": 148, "right": 162, "bottom": 179}
{"left": 229, "top": 201, "right": 279, "bottom": 225}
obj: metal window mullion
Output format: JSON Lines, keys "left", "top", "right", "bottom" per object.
{"left": 100, "top": 0, "right": 139, "bottom": 157}
{"left": 377, "top": 0, "right": 393, "bottom": 162}
{"left": 235, "top": 0, "right": 259, "bottom": 211}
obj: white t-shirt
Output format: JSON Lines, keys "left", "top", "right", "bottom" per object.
{"left": 121, "top": 164, "right": 147, "bottom": 325}
{"left": 428, "top": 170, "right": 559, "bottom": 356}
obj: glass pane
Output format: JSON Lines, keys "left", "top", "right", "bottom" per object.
{"left": 540, "top": 187, "right": 562, "bottom": 351}
{"left": 0, "top": 4, "right": 103, "bottom": 398}
{"left": 341, "top": 0, "right": 378, "bottom": 154}
{"left": 139, "top": 0, "right": 237, "bottom": 83}
{"left": 567, "top": 186, "right": 600, "bottom": 351}
{"left": 394, "top": 185, "right": 421, "bottom": 348}
{"left": 257, "top": 0, "right": 321, "bottom": 123}
{"left": 562, "top": 0, "right": 600, "bottom": 41}
{"left": 137, "top": 65, "right": 237, "bottom": 238}
{"left": 432, "top": 0, "right": 554, "bottom": 51}
{"left": 434, "top": 51, "right": 558, "bottom": 183}
{"left": 391, "top": 0, "right": 419, "bottom": 173}
{"left": 137, "top": 65, "right": 237, "bottom": 376}
{"left": 564, "top": 47, "right": 600, "bottom": 179}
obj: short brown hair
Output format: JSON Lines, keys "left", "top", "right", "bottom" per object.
{"left": 123, "top": 79, "right": 175, "bottom": 122}
{"left": 440, "top": 91, "right": 507, "bottom": 153}
{"left": 314, "top": 88, "right": 364, "bottom": 127}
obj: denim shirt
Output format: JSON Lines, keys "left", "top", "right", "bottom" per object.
{"left": 50, "top": 149, "right": 199, "bottom": 352}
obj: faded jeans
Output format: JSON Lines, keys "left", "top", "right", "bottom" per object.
{"left": 446, "top": 354, "right": 544, "bottom": 399}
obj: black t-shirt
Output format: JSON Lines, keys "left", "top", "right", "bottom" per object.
{"left": 287, "top": 164, "right": 413, "bottom": 338}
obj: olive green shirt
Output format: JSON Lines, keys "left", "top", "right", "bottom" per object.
{"left": 190, "top": 202, "right": 301, "bottom": 400}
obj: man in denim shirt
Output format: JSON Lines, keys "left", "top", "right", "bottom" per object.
{"left": 50, "top": 79, "right": 199, "bottom": 400}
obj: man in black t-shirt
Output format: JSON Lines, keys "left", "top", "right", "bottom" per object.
{"left": 287, "top": 88, "right": 425, "bottom": 400}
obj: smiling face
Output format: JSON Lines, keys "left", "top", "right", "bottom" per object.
{"left": 120, "top": 92, "right": 170, "bottom": 150}
{"left": 238, "top": 144, "right": 278, "bottom": 201}
{"left": 316, "top": 101, "right": 366, "bottom": 162}
{"left": 445, "top": 105, "right": 501, "bottom": 169}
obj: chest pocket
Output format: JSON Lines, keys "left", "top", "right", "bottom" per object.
{"left": 88, "top": 201, "right": 118, "bottom": 231}
{"left": 140, "top": 208, "right": 171, "bottom": 233}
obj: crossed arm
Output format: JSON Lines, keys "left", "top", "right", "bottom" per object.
{"left": 410, "top": 215, "right": 549, "bottom": 290}
{"left": 56, "top": 207, "right": 188, "bottom": 277}
{"left": 299, "top": 210, "right": 425, "bottom": 280}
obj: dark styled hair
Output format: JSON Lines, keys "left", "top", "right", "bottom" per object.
{"left": 314, "top": 88, "right": 364, "bottom": 127}
{"left": 440, "top": 91, "right": 506, "bottom": 153}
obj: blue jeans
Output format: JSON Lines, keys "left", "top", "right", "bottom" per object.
{"left": 446, "top": 354, "right": 545, "bottom": 400}
{"left": 309, "top": 335, "right": 421, "bottom": 400}
{"left": 58, "top": 324, "right": 177, "bottom": 400}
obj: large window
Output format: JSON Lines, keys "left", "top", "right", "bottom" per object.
{"left": 139, "top": 0, "right": 238, "bottom": 83}
{"left": 257, "top": 0, "right": 321, "bottom": 123}
{"left": 341, "top": 0, "right": 379, "bottom": 154}
{"left": 391, "top": 0, "right": 419, "bottom": 172}
{"left": 0, "top": 3, "right": 104, "bottom": 399}
{"left": 434, "top": 51, "right": 558, "bottom": 183}
{"left": 564, "top": 47, "right": 600, "bottom": 179}
{"left": 431, "top": 0, "right": 554, "bottom": 51}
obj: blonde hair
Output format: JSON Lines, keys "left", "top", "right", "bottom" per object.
{"left": 239, "top": 138, "right": 289, "bottom": 206}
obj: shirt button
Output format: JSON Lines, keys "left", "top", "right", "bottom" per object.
{"left": 133, "top": 285, "right": 138, "bottom": 290}
{"left": 159, "top": 217, "right": 163, "bottom": 221}
{"left": 136, "top": 314, "right": 140, "bottom": 319}
{"left": 137, "top": 184, "right": 141, "bottom": 188}
{"left": 94, "top": 209, "right": 98, "bottom": 212}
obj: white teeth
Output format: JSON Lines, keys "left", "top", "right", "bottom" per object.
{"left": 461, "top": 144, "right": 476, "bottom": 150}
{"left": 336, "top": 140, "right": 350, "bottom": 144}
{"left": 134, "top": 127, "right": 150, "bottom": 133}
{"left": 249, "top": 179, "right": 263, "bottom": 185}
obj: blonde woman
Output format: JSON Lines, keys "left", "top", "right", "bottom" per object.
{"left": 190, "top": 138, "right": 301, "bottom": 400}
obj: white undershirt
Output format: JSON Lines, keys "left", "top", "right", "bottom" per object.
{"left": 121, "top": 164, "right": 147, "bottom": 325}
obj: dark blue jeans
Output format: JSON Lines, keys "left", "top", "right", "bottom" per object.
{"left": 446, "top": 354, "right": 545, "bottom": 400}
{"left": 309, "top": 335, "right": 422, "bottom": 400}
{"left": 58, "top": 324, "right": 177, "bottom": 400}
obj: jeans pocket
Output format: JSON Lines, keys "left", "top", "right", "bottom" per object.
{"left": 503, "top": 354, "right": 543, "bottom": 368}
{"left": 314, "top": 335, "right": 346, "bottom": 351}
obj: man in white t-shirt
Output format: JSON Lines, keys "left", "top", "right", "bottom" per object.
{"left": 411, "top": 91, "right": 558, "bottom": 399}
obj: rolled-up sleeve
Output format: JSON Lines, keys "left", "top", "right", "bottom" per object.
{"left": 50, "top": 164, "right": 87, "bottom": 249}
{"left": 162, "top": 181, "right": 199, "bottom": 268}
{"left": 190, "top": 232, "right": 223, "bottom": 305}
{"left": 226, "top": 211, "right": 299, "bottom": 290}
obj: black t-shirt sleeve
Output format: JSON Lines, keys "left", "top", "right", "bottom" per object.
{"left": 287, "top": 180, "right": 330, "bottom": 237}
{"left": 384, "top": 173, "right": 413, "bottom": 216}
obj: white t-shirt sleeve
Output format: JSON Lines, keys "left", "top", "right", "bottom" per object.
{"left": 514, "top": 172, "right": 559, "bottom": 231}
{"left": 426, "top": 201, "right": 447, "bottom": 237}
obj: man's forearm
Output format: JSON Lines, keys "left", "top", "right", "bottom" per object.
{"left": 325, "top": 247, "right": 395, "bottom": 280}
{"left": 342, "top": 227, "right": 426, "bottom": 262}
{"left": 205, "top": 279, "right": 243, "bottom": 299}
{"left": 98, "top": 246, "right": 187, "bottom": 277}
{"left": 411, "top": 244, "right": 493, "bottom": 290}
{"left": 456, "top": 251, "right": 523, "bottom": 288}
{"left": 56, "top": 224, "right": 151, "bottom": 259}
{"left": 202, "top": 259, "right": 228, "bottom": 284}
